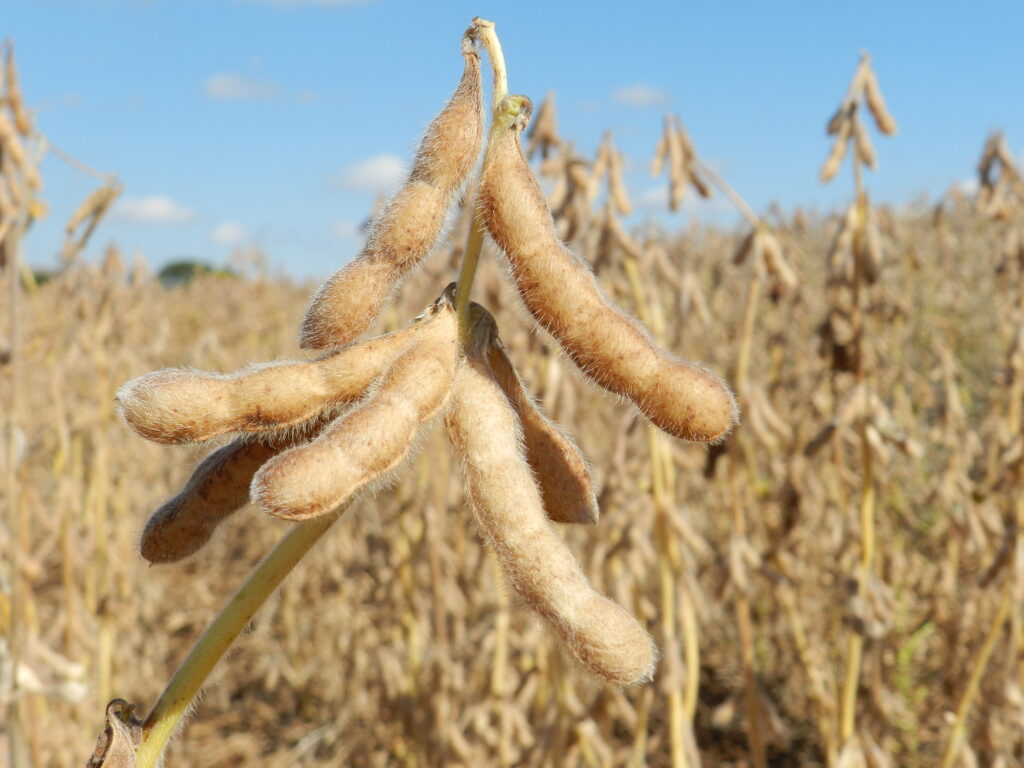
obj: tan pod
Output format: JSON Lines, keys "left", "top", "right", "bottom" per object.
{"left": 117, "top": 324, "right": 421, "bottom": 444}
{"left": 255, "top": 301, "right": 458, "bottom": 520}
{"left": 446, "top": 351, "right": 656, "bottom": 686}
{"left": 478, "top": 96, "right": 737, "bottom": 443}
{"left": 472, "top": 307, "right": 599, "bottom": 525}
{"left": 300, "top": 35, "right": 483, "bottom": 349}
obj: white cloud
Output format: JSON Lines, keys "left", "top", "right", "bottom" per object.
{"left": 113, "top": 195, "right": 195, "bottom": 224}
{"left": 204, "top": 73, "right": 279, "bottom": 102}
{"left": 333, "top": 153, "right": 406, "bottom": 194}
{"left": 954, "top": 177, "right": 979, "bottom": 195}
{"left": 612, "top": 84, "right": 668, "bottom": 109}
{"left": 637, "top": 184, "right": 734, "bottom": 216}
{"left": 639, "top": 186, "right": 669, "bottom": 209}
{"left": 211, "top": 220, "right": 247, "bottom": 246}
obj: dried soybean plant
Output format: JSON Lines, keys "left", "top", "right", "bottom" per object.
{"left": 808, "top": 51, "right": 901, "bottom": 763}
{"left": 3, "top": 42, "right": 126, "bottom": 767}
{"left": 99, "top": 18, "right": 736, "bottom": 767}
{"left": 649, "top": 111, "right": 801, "bottom": 768}
{"left": 1, "top": 38, "right": 40, "bottom": 768}
{"left": 525, "top": 91, "right": 561, "bottom": 160}
{"left": 538, "top": 139, "right": 593, "bottom": 243}
{"left": 935, "top": 132, "right": 1024, "bottom": 768}
{"left": 651, "top": 114, "right": 713, "bottom": 212}
{"left": 2, "top": 38, "right": 99, "bottom": 768}
{"left": 977, "top": 132, "right": 1024, "bottom": 289}
{"left": 820, "top": 53, "right": 897, "bottom": 183}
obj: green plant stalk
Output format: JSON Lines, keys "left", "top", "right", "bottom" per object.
{"left": 135, "top": 510, "right": 343, "bottom": 767}
{"left": 454, "top": 17, "right": 508, "bottom": 338}
{"left": 454, "top": 96, "right": 528, "bottom": 335}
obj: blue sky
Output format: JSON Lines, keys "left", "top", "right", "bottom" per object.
{"left": 6, "top": 0, "right": 1024, "bottom": 279}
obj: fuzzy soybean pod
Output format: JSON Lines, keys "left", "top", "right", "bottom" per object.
{"left": 474, "top": 311, "right": 598, "bottom": 525}
{"left": 254, "top": 301, "right": 458, "bottom": 520}
{"left": 117, "top": 324, "right": 421, "bottom": 445}
{"left": 299, "top": 34, "right": 483, "bottom": 350}
{"left": 446, "top": 349, "right": 657, "bottom": 686}
{"left": 140, "top": 429, "right": 321, "bottom": 563}
{"left": 478, "top": 96, "right": 737, "bottom": 443}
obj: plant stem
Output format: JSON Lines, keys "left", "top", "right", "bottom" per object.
{"left": 729, "top": 459, "right": 767, "bottom": 768}
{"left": 939, "top": 573, "right": 1012, "bottom": 768}
{"left": 839, "top": 415, "right": 874, "bottom": 743}
{"left": 651, "top": 428, "right": 688, "bottom": 768}
{"left": 779, "top": 586, "right": 837, "bottom": 762}
{"left": 454, "top": 18, "right": 508, "bottom": 338}
{"left": 624, "top": 249, "right": 696, "bottom": 768}
{"left": 471, "top": 18, "right": 507, "bottom": 106}
{"left": 135, "top": 510, "right": 345, "bottom": 768}
{"left": 691, "top": 157, "right": 760, "bottom": 230}
{"left": 839, "top": 159, "right": 874, "bottom": 745}
{"left": 735, "top": 275, "right": 761, "bottom": 399}
{"left": 729, "top": 270, "right": 768, "bottom": 768}
{"left": 3, "top": 159, "right": 30, "bottom": 768}
{"left": 453, "top": 95, "right": 528, "bottom": 338}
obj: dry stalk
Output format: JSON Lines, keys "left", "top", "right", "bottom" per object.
{"left": 1, "top": 58, "right": 33, "bottom": 762}
{"left": 627, "top": 254, "right": 696, "bottom": 765}
{"left": 818, "top": 51, "right": 897, "bottom": 752}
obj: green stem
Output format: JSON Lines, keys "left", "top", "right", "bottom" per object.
{"left": 135, "top": 510, "right": 345, "bottom": 767}
{"left": 453, "top": 96, "right": 531, "bottom": 338}
{"left": 454, "top": 18, "right": 509, "bottom": 339}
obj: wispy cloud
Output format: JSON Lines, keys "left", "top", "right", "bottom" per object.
{"left": 612, "top": 84, "right": 668, "bottom": 109}
{"left": 638, "top": 186, "right": 669, "bottom": 209}
{"left": 113, "top": 195, "right": 195, "bottom": 224}
{"left": 204, "top": 73, "right": 279, "bottom": 102}
{"left": 332, "top": 153, "right": 406, "bottom": 194}
{"left": 954, "top": 177, "right": 979, "bottom": 195}
{"left": 211, "top": 220, "right": 247, "bottom": 246}
{"left": 637, "top": 185, "right": 734, "bottom": 216}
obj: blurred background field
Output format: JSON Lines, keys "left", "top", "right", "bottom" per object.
{"left": 3, "top": 3, "right": 1024, "bottom": 767}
